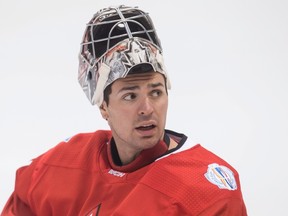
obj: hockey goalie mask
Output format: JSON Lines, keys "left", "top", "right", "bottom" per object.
{"left": 78, "top": 5, "right": 171, "bottom": 106}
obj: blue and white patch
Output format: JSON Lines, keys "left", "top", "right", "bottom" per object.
{"left": 204, "top": 163, "right": 237, "bottom": 190}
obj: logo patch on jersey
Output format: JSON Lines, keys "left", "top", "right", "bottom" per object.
{"left": 204, "top": 163, "right": 237, "bottom": 190}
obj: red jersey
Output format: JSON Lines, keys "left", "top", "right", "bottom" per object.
{"left": 1, "top": 130, "right": 247, "bottom": 215}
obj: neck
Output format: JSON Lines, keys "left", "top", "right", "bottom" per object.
{"left": 120, "top": 149, "right": 141, "bottom": 165}
{"left": 107, "top": 137, "right": 170, "bottom": 172}
{"left": 168, "top": 138, "right": 178, "bottom": 150}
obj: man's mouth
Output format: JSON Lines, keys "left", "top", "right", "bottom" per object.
{"left": 136, "top": 124, "right": 156, "bottom": 131}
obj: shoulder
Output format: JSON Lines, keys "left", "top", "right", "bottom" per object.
{"left": 21, "top": 130, "right": 111, "bottom": 172}
{"left": 157, "top": 144, "right": 240, "bottom": 188}
{"left": 14, "top": 130, "right": 111, "bottom": 202}
{"left": 40, "top": 130, "right": 112, "bottom": 168}
{"left": 143, "top": 144, "right": 244, "bottom": 214}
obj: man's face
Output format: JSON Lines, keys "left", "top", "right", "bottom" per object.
{"left": 100, "top": 71, "right": 168, "bottom": 161}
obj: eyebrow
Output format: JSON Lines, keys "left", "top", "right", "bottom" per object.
{"left": 149, "top": 82, "right": 165, "bottom": 89}
{"left": 118, "top": 82, "right": 165, "bottom": 94}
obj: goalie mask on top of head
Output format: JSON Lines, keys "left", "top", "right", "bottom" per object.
{"left": 78, "top": 5, "right": 171, "bottom": 107}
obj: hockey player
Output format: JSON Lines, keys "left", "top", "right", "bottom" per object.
{"left": 1, "top": 5, "right": 247, "bottom": 215}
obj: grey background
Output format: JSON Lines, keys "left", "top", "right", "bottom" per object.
{"left": 1, "top": 0, "right": 288, "bottom": 215}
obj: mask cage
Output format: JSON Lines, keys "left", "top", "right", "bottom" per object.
{"left": 80, "top": 6, "right": 162, "bottom": 64}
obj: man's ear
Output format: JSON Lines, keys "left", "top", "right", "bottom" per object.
{"left": 99, "top": 102, "right": 109, "bottom": 120}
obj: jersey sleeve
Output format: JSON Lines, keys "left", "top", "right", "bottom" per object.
{"left": 1, "top": 192, "right": 36, "bottom": 216}
{"left": 1, "top": 163, "right": 38, "bottom": 216}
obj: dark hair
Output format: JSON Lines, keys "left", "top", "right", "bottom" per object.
{"left": 103, "top": 84, "right": 113, "bottom": 106}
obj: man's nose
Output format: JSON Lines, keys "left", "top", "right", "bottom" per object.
{"left": 138, "top": 97, "right": 153, "bottom": 116}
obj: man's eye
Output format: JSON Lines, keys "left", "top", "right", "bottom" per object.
{"left": 151, "top": 90, "right": 162, "bottom": 97}
{"left": 123, "top": 93, "right": 136, "bottom": 101}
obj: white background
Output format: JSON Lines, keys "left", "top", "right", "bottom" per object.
{"left": 1, "top": 0, "right": 287, "bottom": 215}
